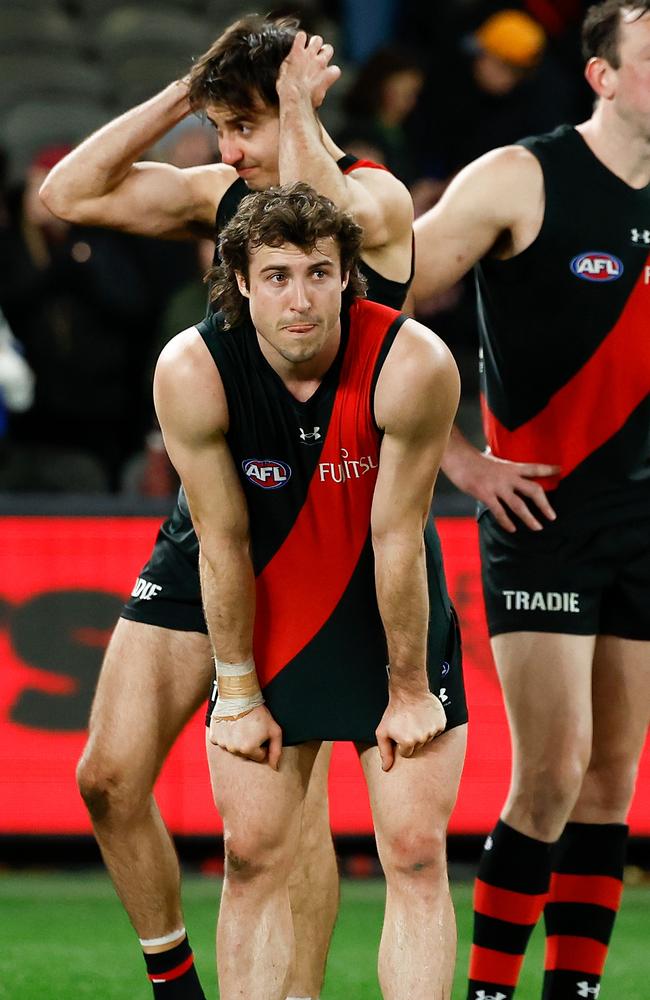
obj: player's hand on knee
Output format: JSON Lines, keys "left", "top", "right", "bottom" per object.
{"left": 209, "top": 705, "right": 283, "bottom": 769}
{"left": 376, "top": 691, "right": 446, "bottom": 772}
{"left": 447, "top": 448, "right": 560, "bottom": 532}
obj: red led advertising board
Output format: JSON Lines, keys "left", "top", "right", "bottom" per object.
{"left": 0, "top": 515, "right": 648, "bottom": 836}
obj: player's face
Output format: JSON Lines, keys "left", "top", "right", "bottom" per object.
{"left": 206, "top": 103, "right": 280, "bottom": 189}
{"left": 611, "top": 10, "right": 650, "bottom": 134}
{"left": 238, "top": 239, "right": 348, "bottom": 367}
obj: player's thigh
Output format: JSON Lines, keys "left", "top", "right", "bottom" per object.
{"left": 300, "top": 741, "right": 333, "bottom": 840}
{"left": 589, "top": 635, "right": 650, "bottom": 782}
{"left": 492, "top": 631, "right": 595, "bottom": 773}
{"left": 358, "top": 726, "right": 467, "bottom": 864}
{"left": 83, "top": 618, "right": 213, "bottom": 785}
{"left": 208, "top": 740, "right": 321, "bottom": 855}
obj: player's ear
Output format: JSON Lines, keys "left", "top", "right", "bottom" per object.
{"left": 341, "top": 270, "right": 349, "bottom": 291}
{"left": 235, "top": 270, "right": 250, "bottom": 298}
{"left": 584, "top": 55, "right": 617, "bottom": 101}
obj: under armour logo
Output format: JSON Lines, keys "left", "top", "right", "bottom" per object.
{"left": 299, "top": 426, "right": 321, "bottom": 444}
{"left": 631, "top": 227, "right": 650, "bottom": 244}
{"left": 474, "top": 991, "right": 507, "bottom": 1000}
{"left": 577, "top": 983, "right": 600, "bottom": 998}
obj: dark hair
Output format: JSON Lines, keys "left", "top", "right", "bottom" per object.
{"left": 208, "top": 182, "right": 367, "bottom": 328}
{"left": 188, "top": 14, "right": 300, "bottom": 115}
{"left": 582, "top": 1, "right": 650, "bottom": 67}
{"left": 344, "top": 46, "right": 424, "bottom": 118}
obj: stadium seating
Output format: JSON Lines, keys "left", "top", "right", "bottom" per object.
{"left": 0, "top": 56, "right": 111, "bottom": 118}
{"left": 1, "top": 98, "right": 109, "bottom": 183}
{"left": 94, "top": 6, "right": 211, "bottom": 67}
{"left": 111, "top": 54, "right": 195, "bottom": 110}
{"left": 0, "top": 7, "right": 81, "bottom": 58}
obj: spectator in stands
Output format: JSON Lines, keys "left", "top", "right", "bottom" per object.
{"left": 411, "top": 8, "right": 582, "bottom": 178}
{"left": 122, "top": 238, "right": 215, "bottom": 497}
{"left": 0, "top": 146, "right": 157, "bottom": 490}
{"left": 0, "top": 305, "right": 34, "bottom": 462}
{"left": 338, "top": 46, "right": 425, "bottom": 188}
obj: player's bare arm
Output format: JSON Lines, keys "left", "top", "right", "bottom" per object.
{"left": 371, "top": 319, "right": 460, "bottom": 771}
{"left": 276, "top": 31, "right": 413, "bottom": 260}
{"left": 413, "top": 146, "right": 561, "bottom": 531}
{"left": 39, "top": 81, "right": 234, "bottom": 238}
{"left": 413, "top": 144, "right": 545, "bottom": 299}
{"left": 153, "top": 330, "right": 282, "bottom": 767}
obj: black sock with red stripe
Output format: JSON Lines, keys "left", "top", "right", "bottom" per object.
{"left": 542, "top": 822, "right": 627, "bottom": 999}
{"left": 143, "top": 936, "right": 206, "bottom": 999}
{"left": 466, "top": 819, "right": 554, "bottom": 1000}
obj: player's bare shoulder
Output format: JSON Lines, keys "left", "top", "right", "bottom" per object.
{"left": 338, "top": 161, "right": 413, "bottom": 257}
{"left": 475, "top": 144, "right": 545, "bottom": 256}
{"left": 352, "top": 164, "right": 413, "bottom": 231}
{"left": 154, "top": 326, "right": 228, "bottom": 438}
{"left": 413, "top": 144, "right": 544, "bottom": 299}
{"left": 375, "top": 318, "right": 460, "bottom": 435}
{"left": 441, "top": 144, "right": 543, "bottom": 242}
{"left": 182, "top": 160, "right": 238, "bottom": 200}
{"left": 167, "top": 161, "right": 239, "bottom": 237}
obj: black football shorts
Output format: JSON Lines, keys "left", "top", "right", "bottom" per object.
{"left": 479, "top": 508, "right": 650, "bottom": 639}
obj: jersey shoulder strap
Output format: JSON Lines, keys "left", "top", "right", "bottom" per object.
{"left": 337, "top": 154, "right": 390, "bottom": 174}
{"left": 215, "top": 177, "right": 248, "bottom": 233}
{"left": 347, "top": 299, "right": 407, "bottom": 428}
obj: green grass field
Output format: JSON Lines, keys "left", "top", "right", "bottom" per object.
{"left": 2, "top": 872, "right": 649, "bottom": 999}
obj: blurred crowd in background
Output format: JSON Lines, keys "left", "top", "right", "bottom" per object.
{"left": 0, "top": 0, "right": 594, "bottom": 496}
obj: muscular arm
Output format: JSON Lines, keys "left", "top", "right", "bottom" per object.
{"left": 372, "top": 319, "right": 460, "bottom": 767}
{"left": 412, "top": 145, "right": 543, "bottom": 302}
{"left": 413, "top": 147, "right": 559, "bottom": 529}
{"left": 153, "top": 329, "right": 254, "bottom": 658}
{"left": 277, "top": 32, "right": 413, "bottom": 253}
{"left": 153, "top": 330, "right": 281, "bottom": 765}
{"left": 39, "top": 81, "right": 235, "bottom": 238}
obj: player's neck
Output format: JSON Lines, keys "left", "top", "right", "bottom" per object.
{"left": 257, "top": 321, "right": 342, "bottom": 403}
{"left": 577, "top": 109, "right": 650, "bottom": 189}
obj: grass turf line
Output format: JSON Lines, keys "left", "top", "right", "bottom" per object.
{"left": 1, "top": 873, "right": 649, "bottom": 998}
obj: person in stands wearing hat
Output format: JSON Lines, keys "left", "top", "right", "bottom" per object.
{"left": 409, "top": 7, "right": 582, "bottom": 180}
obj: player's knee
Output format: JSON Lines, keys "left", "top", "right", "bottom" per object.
{"left": 223, "top": 827, "right": 291, "bottom": 885}
{"left": 582, "top": 754, "right": 638, "bottom": 816}
{"left": 382, "top": 826, "right": 447, "bottom": 883}
{"left": 523, "top": 741, "right": 588, "bottom": 793}
{"left": 512, "top": 754, "right": 588, "bottom": 833}
{"left": 76, "top": 750, "right": 148, "bottom": 824}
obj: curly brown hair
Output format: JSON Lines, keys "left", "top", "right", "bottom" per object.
{"left": 582, "top": 0, "right": 650, "bottom": 67}
{"left": 208, "top": 182, "right": 367, "bottom": 329}
{"left": 188, "top": 14, "right": 301, "bottom": 115}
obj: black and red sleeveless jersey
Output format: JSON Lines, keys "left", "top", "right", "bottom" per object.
{"left": 476, "top": 124, "right": 650, "bottom": 519}
{"left": 196, "top": 298, "right": 452, "bottom": 743}
{"left": 162, "top": 154, "right": 414, "bottom": 555}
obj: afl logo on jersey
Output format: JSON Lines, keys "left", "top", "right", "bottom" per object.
{"left": 570, "top": 251, "right": 623, "bottom": 282}
{"left": 242, "top": 458, "right": 291, "bottom": 489}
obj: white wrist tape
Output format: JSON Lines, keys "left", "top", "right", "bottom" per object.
{"left": 212, "top": 657, "right": 264, "bottom": 720}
